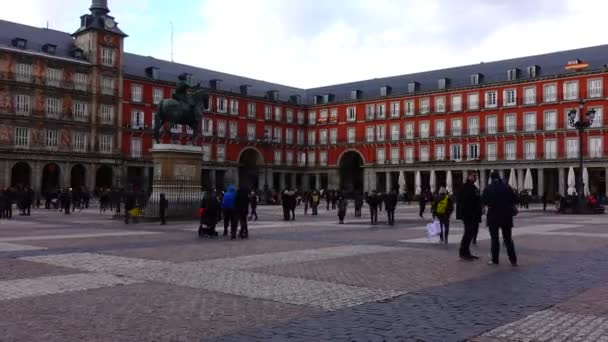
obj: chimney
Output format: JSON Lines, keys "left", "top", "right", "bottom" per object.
{"left": 90, "top": 0, "right": 110, "bottom": 15}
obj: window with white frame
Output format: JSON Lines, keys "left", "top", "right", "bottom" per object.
{"left": 99, "top": 135, "right": 113, "bottom": 154}
{"left": 74, "top": 72, "right": 88, "bottom": 91}
{"left": 247, "top": 124, "right": 256, "bottom": 141}
{"left": 376, "top": 125, "right": 386, "bottom": 141}
{"left": 435, "top": 145, "right": 445, "bottom": 161}
{"left": 101, "top": 47, "right": 115, "bottom": 66}
{"left": 286, "top": 151, "right": 294, "bottom": 165}
{"left": 451, "top": 118, "right": 462, "bottom": 136}
{"left": 435, "top": 96, "right": 446, "bottom": 113}
{"left": 46, "top": 68, "right": 62, "bottom": 87}
{"left": 467, "top": 93, "right": 479, "bottom": 110}
{"left": 468, "top": 143, "right": 479, "bottom": 160}
{"left": 468, "top": 117, "right": 479, "bottom": 135}
{"left": 486, "top": 143, "right": 497, "bottom": 161}
{"left": 504, "top": 142, "right": 516, "bottom": 160}
{"left": 319, "top": 129, "right": 328, "bottom": 144}
{"left": 544, "top": 139, "right": 557, "bottom": 159}
{"left": 524, "top": 87, "right": 536, "bottom": 105}
{"left": 376, "top": 148, "right": 386, "bottom": 164}
{"left": 216, "top": 97, "right": 227, "bottom": 113}
{"left": 588, "top": 79, "right": 603, "bottom": 98}
{"left": 131, "top": 110, "right": 144, "bottom": 129}
{"left": 504, "top": 114, "right": 516, "bottom": 133}
{"left": 543, "top": 84, "right": 557, "bottom": 102}
{"left": 230, "top": 121, "right": 238, "bottom": 139}
{"left": 202, "top": 118, "right": 213, "bottom": 136}
{"left": 420, "top": 145, "right": 429, "bottom": 161}
{"left": 307, "top": 151, "right": 316, "bottom": 166}
{"left": 15, "top": 94, "right": 31, "bottom": 115}
{"left": 451, "top": 95, "right": 462, "bottom": 112}
{"left": 101, "top": 77, "right": 114, "bottom": 95}
{"left": 217, "top": 145, "right": 226, "bottom": 162}
{"left": 590, "top": 107, "right": 603, "bottom": 128}
{"left": 297, "top": 130, "right": 304, "bottom": 145}
{"left": 215, "top": 120, "right": 226, "bottom": 137}
{"left": 366, "top": 126, "right": 375, "bottom": 142}
{"left": 16, "top": 63, "right": 32, "bottom": 82}
{"left": 544, "top": 110, "right": 557, "bottom": 131}
{"left": 420, "top": 98, "right": 430, "bottom": 114}
{"left": 275, "top": 106, "right": 282, "bottom": 121}
{"left": 265, "top": 106, "right": 273, "bottom": 120}
{"left": 46, "top": 129, "right": 58, "bottom": 149}
{"left": 271, "top": 126, "right": 281, "bottom": 143}
{"left": 202, "top": 145, "right": 211, "bottom": 162}
{"left": 264, "top": 126, "right": 272, "bottom": 141}
{"left": 345, "top": 127, "right": 355, "bottom": 144}
{"left": 405, "top": 100, "right": 414, "bottom": 116}
{"left": 229, "top": 99, "right": 239, "bottom": 115}
{"left": 247, "top": 103, "right": 256, "bottom": 118}
{"left": 308, "top": 130, "right": 316, "bottom": 145}
{"left": 100, "top": 105, "right": 113, "bottom": 124}
{"left": 419, "top": 121, "right": 429, "bottom": 138}
{"left": 130, "top": 137, "right": 141, "bottom": 158}
{"left": 286, "top": 128, "right": 294, "bottom": 144}
{"left": 504, "top": 89, "right": 516, "bottom": 106}
{"left": 330, "top": 108, "right": 337, "bottom": 122}
{"left": 486, "top": 116, "right": 497, "bottom": 134}
{"left": 524, "top": 112, "right": 536, "bottom": 132}
{"left": 405, "top": 147, "right": 414, "bottom": 163}
{"left": 320, "top": 151, "right": 328, "bottom": 166}
{"left": 299, "top": 151, "right": 306, "bottom": 166}
{"left": 524, "top": 141, "right": 536, "bottom": 160}
{"left": 152, "top": 88, "right": 163, "bottom": 104}
{"left": 435, "top": 120, "right": 445, "bottom": 137}
{"left": 405, "top": 123, "right": 414, "bottom": 139}
{"left": 318, "top": 109, "right": 328, "bottom": 123}
{"left": 131, "top": 84, "right": 143, "bottom": 102}
{"left": 564, "top": 81, "right": 579, "bottom": 100}
{"left": 589, "top": 137, "right": 603, "bottom": 158}
{"left": 330, "top": 128, "right": 337, "bottom": 144}
{"left": 297, "top": 111, "right": 304, "bottom": 124}
{"left": 308, "top": 110, "right": 316, "bottom": 124}
{"left": 14, "top": 127, "right": 29, "bottom": 147}
{"left": 73, "top": 101, "right": 88, "bottom": 121}
{"left": 170, "top": 123, "right": 182, "bottom": 134}
{"left": 390, "top": 147, "right": 400, "bottom": 164}
{"left": 45, "top": 97, "right": 62, "bottom": 118}
{"left": 274, "top": 150, "right": 282, "bottom": 165}
{"left": 366, "top": 104, "right": 375, "bottom": 119}
{"left": 286, "top": 109, "right": 293, "bottom": 123}
{"left": 347, "top": 106, "right": 356, "bottom": 121}
{"left": 485, "top": 91, "right": 497, "bottom": 108}
{"left": 391, "top": 123, "right": 400, "bottom": 141}
{"left": 376, "top": 103, "right": 386, "bottom": 119}
{"left": 567, "top": 138, "right": 579, "bottom": 159}
{"left": 390, "top": 102, "right": 400, "bottom": 117}
{"left": 450, "top": 144, "right": 462, "bottom": 161}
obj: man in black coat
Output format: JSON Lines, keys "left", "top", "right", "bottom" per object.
{"left": 384, "top": 189, "right": 398, "bottom": 226}
{"left": 482, "top": 171, "right": 518, "bottom": 266}
{"left": 235, "top": 187, "right": 250, "bottom": 239}
{"left": 457, "top": 171, "right": 482, "bottom": 260}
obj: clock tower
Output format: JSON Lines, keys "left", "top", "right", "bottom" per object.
{"left": 72, "top": 0, "right": 128, "bottom": 188}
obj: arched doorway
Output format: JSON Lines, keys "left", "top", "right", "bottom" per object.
{"left": 238, "top": 148, "right": 262, "bottom": 190}
{"left": 11, "top": 162, "right": 31, "bottom": 188}
{"left": 96, "top": 165, "right": 113, "bottom": 189}
{"left": 42, "top": 163, "right": 61, "bottom": 193}
{"left": 339, "top": 151, "right": 364, "bottom": 194}
{"left": 71, "top": 164, "right": 86, "bottom": 190}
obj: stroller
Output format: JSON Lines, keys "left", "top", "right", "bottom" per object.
{"left": 197, "top": 208, "right": 218, "bottom": 238}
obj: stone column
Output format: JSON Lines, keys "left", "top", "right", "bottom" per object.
{"left": 364, "top": 168, "right": 376, "bottom": 192}
{"left": 302, "top": 174, "right": 310, "bottom": 191}
{"left": 558, "top": 168, "right": 566, "bottom": 196}
{"left": 208, "top": 169, "right": 216, "bottom": 191}
{"left": 499, "top": 169, "right": 505, "bottom": 180}
{"left": 86, "top": 164, "right": 95, "bottom": 191}
{"left": 328, "top": 169, "right": 339, "bottom": 190}
{"left": 517, "top": 169, "right": 525, "bottom": 193}
{"left": 279, "top": 172, "right": 286, "bottom": 191}
{"left": 258, "top": 170, "right": 265, "bottom": 191}
{"left": 462, "top": 170, "right": 468, "bottom": 183}
{"left": 31, "top": 162, "right": 42, "bottom": 193}
{"left": 63, "top": 162, "right": 71, "bottom": 189}
{"left": 479, "top": 169, "right": 487, "bottom": 191}
{"left": 536, "top": 168, "right": 544, "bottom": 197}
{"left": 315, "top": 173, "right": 321, "bottom": 190}
{"left": 385, "top": 172, "right": 391, "bottom": 192}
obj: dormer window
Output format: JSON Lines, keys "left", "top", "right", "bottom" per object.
{"left": 323, "top": 93, "right": 335, "bottom": 103}
{"left": 470, "top": 73, "right": 482, "bottom": 85}
{"left": 438, "top": 78, "right": 449, "bottom": 90}
{"left": 42, "top": 44, "right": 57, "bottom": 55}
{"left": 407, "top": 82, "right": 419, "bottom": 93}
{"left": 350, "top": 90, "right": 362, "bottom": 100}
{"left": 289, "top": 94, "right": 302, "bottom": 105}
{"left": 380, "top": 86, "right": 391, "bottom": 97}
{"left": 507, "top": 68, "right": 520, "bottom": 81}
{"left": 12, "top": 38, "right": 27, "bottom": 49}
{"left": 527, "top": 65, "right": 540, "bottom": 78}
{"left": 209, "top": 79, "right": 221, "bottom": 90}
{"left": 146, "top": 67, "right": 159, "bottom": 79}
{"left": 267, "top": 90, "right": 279, "bottom": 101}
{"left": 71, "top": 48, "right": 84, "bottom": 59}
{"left": 240, "top": 85, "right": 250, "bottom": 96}
{"left": 313, "top": 95, "right": 323, "bottom": 105}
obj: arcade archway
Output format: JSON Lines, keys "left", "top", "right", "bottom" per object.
{"left": 42, "top": 163, "right": 61, "bottom": 193}
{"left": 238, "top": 148, "right": 263, "bottom": 190}
{"left": 339, "top": 151, "right": 364, "bottom": 194}
{"left": 71, "top": 164, "right": 86, "bottom": 190}
{"left": 11, "top": 162, "right": 31, "bottom": 188}
{"left": 96, "top": 165, "right": 113, "bottom": 189}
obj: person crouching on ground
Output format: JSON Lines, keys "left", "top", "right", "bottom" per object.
{"left": 337, "top": 194, "right": 347, "bottom": 224}
{"left": 432, "top": 187, "right": 454, "bottom": 244}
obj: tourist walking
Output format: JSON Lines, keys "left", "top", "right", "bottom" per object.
{"left": 310, "top": 191, "right": 320, "bottom": 215}
{"left": 221, "top": 186, "right": 237, "bottom": 238}
{"left": 248, "top": 190, "right": 258, "bottom": 221}
{"left": 482, "top": 171, "right": 518, "bottom": 266}
{"left": 432, "top": 187, "right": 454, "bottom": 244}
{"left": 367, "top": 190, "right": 379, "bottom": 224}
{"left": 457, "top": 171, "right": 482, "bottom": 260}
{"left": 419, "top": 191, "right": 427, "bottom": 218}
{"left": 385, "top": 188, "right": 398, "bottom": 226}
{"left": 354, "top": 192, "right": 363, "bottom": 217}
{"left": 337, "top": 194, "right": 347, "bottom": 224}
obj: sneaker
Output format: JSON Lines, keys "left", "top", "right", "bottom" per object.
{"left": 459, "top": 255, "right": 474, "bottom": 261}
{"left": 487, "top": 261, "right": 499, "bottom": 266}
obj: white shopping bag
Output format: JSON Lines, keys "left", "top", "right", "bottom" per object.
{"left": 426, "top": 219, "right": 441, "bottom": 238}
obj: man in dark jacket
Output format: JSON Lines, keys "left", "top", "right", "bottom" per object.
{"left": 159, "top": 193, "right": 168, "bottom": 225}
{"left": 366, "top": 191, "right": 379, "bottom": 224}
{"left": 248, "top": 191, "right": 258, "bottom": 221}
{"left": 457, "top": 171, "right": 482, "bottom": 260}
{"left": 482, "top": 171, "right": 517, "bottom": 266}
{"left": 354, "top": 192, "right": 363, "bottom": 217}
{"left": 235, "top": 187, "right": 250, "bottom": 239}
{"left": 384, "top": 188, "right": 398, "bottom": 226}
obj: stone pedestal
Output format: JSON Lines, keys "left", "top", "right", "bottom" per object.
{"left": 145, "top": 144, "right": 203, "bottom": 219}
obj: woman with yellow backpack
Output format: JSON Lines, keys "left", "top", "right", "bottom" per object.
{"left": 432, "top": 187, "right": 454, "bottom": 244}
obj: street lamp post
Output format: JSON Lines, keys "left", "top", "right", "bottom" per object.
{"left": 567, "top": 100, "right": 595, "bottom": 212}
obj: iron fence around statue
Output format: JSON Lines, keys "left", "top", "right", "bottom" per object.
{"left": 144, "top": 176, "right": 203, "bottom": 219}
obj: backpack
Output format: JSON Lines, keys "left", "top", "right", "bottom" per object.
{"left": 436, "top": 196, "right": 449, "bottom": 215}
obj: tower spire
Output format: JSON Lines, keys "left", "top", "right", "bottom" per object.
{"left": 90, "top": 0, "right": 110, "bottom": 15}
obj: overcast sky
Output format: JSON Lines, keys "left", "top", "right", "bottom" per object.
{"left": 2, "top": 0, "right": 607, "bottom": 88}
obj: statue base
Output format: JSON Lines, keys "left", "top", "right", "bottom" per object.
{"left": 145, "top": 144, "right": 202, "bottom": 220}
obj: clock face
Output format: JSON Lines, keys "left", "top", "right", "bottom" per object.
{"left": 104, "top": 18, "right": 115, "bottom": 29}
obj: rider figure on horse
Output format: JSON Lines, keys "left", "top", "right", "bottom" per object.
{"left": 173, "top": 73, "right": 200, "bottom": 111}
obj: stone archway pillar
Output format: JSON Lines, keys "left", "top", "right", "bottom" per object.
{"left": 1, "top": 160, "right": 9, "bottom": 187}
{"left": 302, "top": 174, "right": 310, "bottom": 191}
{"left": 86, "top": 164, "right": 95, "bottom": 191}
{"left": 32, "top": 162, "right": 42, "bottom": 193}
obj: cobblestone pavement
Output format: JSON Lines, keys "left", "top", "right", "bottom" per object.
{"left": 0, "top": 204, "right": 607, "bottom": 341}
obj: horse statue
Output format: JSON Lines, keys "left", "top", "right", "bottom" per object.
{"left": 153, "top": 74, "right": 209, "bottom": 145}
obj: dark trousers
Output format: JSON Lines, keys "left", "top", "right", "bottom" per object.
{"left": 238, "top": 211, "right": 248, "bottom": 238}
{"left": 331, "top": 202, "right": 336, "bottom": 210}
{"left": 249, "top": 207, "right": 258, "bottom": 220}
{"left": 160, "top": 209, "right": 166, "bottom": 225}
{"left": 223, "top": 209, "right": 238, "bottom": 238}
{"left": 387, "top": 209, "right": 395, "bottom": 225}
{"left": 419, "top": 203, "right": 425, "bottom": 217}
{"left": 354, "top": 207, "right": 361, "bottom": 217}
{"left": 290, "top": 208, "right": 295, "bottom": 220}
{"left": 282, "top": 206, "right": 290, "bottom": 220}
{"left": 64, "top": 205, "right": 70, "bottom": 215}
{"left": 304, "top": 203, "right": 309, "bottom": 215}
{"left": 338, "top": 213, "right": 345, "bottom": 224}
{"left": 326, "top": 201, "right": 330, "bottom": 210}
{"left": 459, "top": 221, "right": 479, "bottom": 257}
{"left": 370, "top": 207, "right": 378, "bottom": 223}
{"left": 439, "top": 218, "right": 450, "bottom": 243}
{"left": 312, "top": 205, "right": 318, "bottom": 215}
{"left": 489, "top": 225, "right": 517, "bottom": 264}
